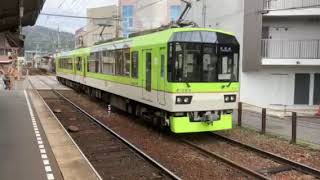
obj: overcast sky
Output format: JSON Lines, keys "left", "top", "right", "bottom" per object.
{"left": 36, "top": 0, "right": 118, "bottom": 33}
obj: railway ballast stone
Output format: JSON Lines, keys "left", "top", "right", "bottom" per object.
{"left": 68, "top": 125, "right": 80, "bottom": 132}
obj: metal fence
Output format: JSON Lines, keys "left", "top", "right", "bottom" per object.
{"left": 262, "top": 39, "right": 320, "bottom": 59}
{"left": 264, "top": 0, "right": 320, "bottom": 10}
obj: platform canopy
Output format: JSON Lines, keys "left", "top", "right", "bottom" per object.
{"left": 0, "top": 0, "right": 45, "bottom": 32}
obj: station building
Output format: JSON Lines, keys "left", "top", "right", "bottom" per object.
{"left": 188, "top": 0, "right": 320, "bottom": 108}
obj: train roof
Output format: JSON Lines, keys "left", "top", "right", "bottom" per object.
{"left": 58, "top": 28, "right": 237, "bottom": 57}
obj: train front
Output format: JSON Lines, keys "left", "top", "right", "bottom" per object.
{"left": 167, "top": 30, "right": 240, "bottom": 133}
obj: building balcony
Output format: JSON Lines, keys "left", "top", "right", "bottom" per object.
{"left": 263, "top": 0, "right": 320, "bottom": 16}
{"left": 261, "top": 39, "right": 320, "bottom": 65}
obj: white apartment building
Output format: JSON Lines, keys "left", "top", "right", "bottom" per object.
{"left": 188, "top": 0, "right": 320, "bottom": 107}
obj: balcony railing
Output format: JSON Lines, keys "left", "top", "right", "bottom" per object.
{"left": 264, "top": 0, "right": 320, "bottom": 10}
{"left": 262, "top": 39, "right": 320, "bottom": 59}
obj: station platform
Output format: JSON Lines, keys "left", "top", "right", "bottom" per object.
{"left": 0, "top": 76, "right": 100, "bottom": 180}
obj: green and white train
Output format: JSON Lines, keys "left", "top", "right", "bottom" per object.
{"left": 56, "top": 28, "right": 240, "bottom": 133}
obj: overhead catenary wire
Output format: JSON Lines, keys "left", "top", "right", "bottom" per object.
{"left": 58, "top": 0, "right": 66, "bottom": 8}
{"left": 40, "top": 13, "right": 119, "bottom": 20}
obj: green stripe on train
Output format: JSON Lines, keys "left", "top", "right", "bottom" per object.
{"left": 170, "top": 114, "right": 233, "bottom": 133}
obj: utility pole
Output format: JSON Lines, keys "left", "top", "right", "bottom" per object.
{"left": 57, "top": 26, "right": 61, "bottom": 52}
{"left": 202, "top": 0, "right": 207, "bottom": 27}
{"left": 19, "top": 0, "right": 24, "bottom": 34}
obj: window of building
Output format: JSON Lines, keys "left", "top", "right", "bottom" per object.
{"left": 131, "top": 51, "right": 139, "bottom": 78}
{"left": 170, "top": 5, "right": 181, "bottom": 21}
{"left": 122, "top": 5, "right": 134, "bottom": 37}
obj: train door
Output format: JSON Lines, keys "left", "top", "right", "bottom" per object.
{"left": 75, "top": 56, "right": 81, "bottom": 75}
{"left": 74, "top": 56, "right": 83, "bottom": 83}
{"left": 81, "top": 56, "right": 87, "bottom": 84}
{"left": 72, "top": 57, "right": 76, "bottom": 81}
{"left": 157, "top": 47, "right": 166, "bottom": 105}
{"left": 142, "top": 49, "right": 153, "bottom": 102}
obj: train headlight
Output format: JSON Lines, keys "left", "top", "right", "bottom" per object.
{"left": 176, "top": 97, "right": 182, "bottom": 104}
{"left": 224, "top": 95, "right": 236, "bottom": 103}
{"left": 184, "top": 98, "right": 189, "bottom": 103}
{"left": 176, "top": 96, "right": 192, "bottom": 104}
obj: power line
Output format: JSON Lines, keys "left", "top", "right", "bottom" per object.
{"left": 40, "top": 13, "right": 118, "bottom": 20}
{"left": 58, "top": 0, "right": 66, "bottom": 8}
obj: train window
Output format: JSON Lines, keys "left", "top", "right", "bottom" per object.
{"left": 114, "top": 49, "right": 130, "bottom": 77}
{"left": 59, "top": 58, "right": 73, "bottom": 70}
{"left": 124, "top": 49, "right": 130, "bottom": 77}
{"left": 146, "top": 52, "right": 152, "bottom": 92}
{"left": 76, "top": 57, "right": 82, "bottom": 71}
{"left": 233, "top": 53, "right": 239, "bottom": 81}
{"left": 115, "top": 50, "right": 124, "bottom": 76}
{"left": 131, "top": 51, "right": 139, "bottom": 78}
{"left": 222, "top": 57, "right": 229, "bottom": 74}
{"left": 168, "top": 43, "right": 174, "bottom": 81}
{"left": 102, "top": 50, "right": 115, "bottom": 75}
{"left": 68, "top": 58, "right": 73, "bottom": 70}
{"left": 161, "top": 54, "right": 165, "bottom": 78}
{"left": 88, "top": 52, "right": 100, "bottom": 73}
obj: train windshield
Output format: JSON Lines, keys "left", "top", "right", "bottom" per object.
{"left": 168, "top": 42, "right": 239, "bottom": 83}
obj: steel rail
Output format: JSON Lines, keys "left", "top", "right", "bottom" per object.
{"left": 27, "top": 77, "right": 104, "bottom": 180}
{"left": 180, "top": 139, "right": 270, "bottom": 180}
{"left": 211, "top": 133, "right": 320, "bottom": 178}
{"left": 36, "top": 77, "right": 181, "bottom": 180}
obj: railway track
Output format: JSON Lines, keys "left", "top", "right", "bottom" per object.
{"left": 32, "top": 76, "right": 320, "bottom": 179}
{"left": 31, "top": 78, "right": 181, "bottom": 180}
{"left": 180, "top": 133, "right": 320, "bottom": 180}
{"left": 210, "top": 133, "right": 320, "bottom": 178}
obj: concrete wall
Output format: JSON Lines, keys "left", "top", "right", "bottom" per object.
{"left": 136, "top": 0, "right": 181, "bottom": 29}
{"left": 119, "top": 0, "right": 181, "bottom": 35}
{"left": 85, "top": 5, "right": 118, "bottom": 46}
{"left": 136, "top": 0, "right": 167, "bottom": 29}
{"left": 241, "top": 67, "right": 320, "bottom": 106}
{"left": 242, "top": 0, "right": 263, "bottom": 72}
